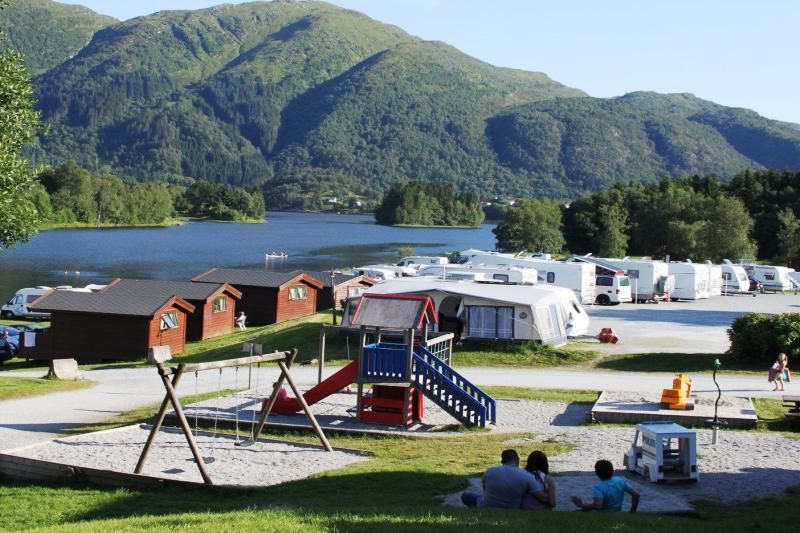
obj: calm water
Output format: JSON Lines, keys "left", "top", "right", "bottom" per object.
{"left": 0, "top": 212, "right": 496, "bottom": 301}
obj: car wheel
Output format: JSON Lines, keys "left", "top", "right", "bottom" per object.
{"left": 1, "top": 311, "right": 13, "bottom": 319}
{"left": 596, "top": 294, "right": 611, "bottom": 306}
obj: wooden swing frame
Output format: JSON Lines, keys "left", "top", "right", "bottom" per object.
{"left": 134, "top": 348, "right": 333, "bottom": 485}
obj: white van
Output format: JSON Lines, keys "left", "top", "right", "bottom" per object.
{"left": 1, "top": 287, "right": 52, "bottom": 319}
{"left": 594, "top": 274, "right": 633, "bottom": 305}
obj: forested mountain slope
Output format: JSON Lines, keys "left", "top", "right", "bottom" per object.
{"left": 6, "top": 0, "right": 800, "bottom": 199}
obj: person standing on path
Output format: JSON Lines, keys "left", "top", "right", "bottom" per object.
{"left": 769, "top": 352, "right": 791, "bottom": 391}
{"left": 461, "top": 449, "right": 538, "bottom": 509}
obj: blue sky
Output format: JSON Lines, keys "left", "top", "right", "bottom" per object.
{"left": 61, "top": 0, "right": 799, "bottom": 123}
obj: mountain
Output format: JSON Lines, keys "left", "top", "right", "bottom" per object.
{"left": 1, "top": 0, "right": 115, "bottom": 75}
{"left": 7, "top": 0, "right": 800, "bottom": 199}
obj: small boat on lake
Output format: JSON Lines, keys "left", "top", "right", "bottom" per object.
{"left": 266, "top": 252, "right": 288, "bottom": 260}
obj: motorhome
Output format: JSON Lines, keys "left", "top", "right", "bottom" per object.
{"left": 357, "top": 277, "right": 590, "bottom": 346}
{"left": 667, "top": 262, "right": 710, "bottom": 300}
{"left": 417, "top": 264, "right": 538, "bottom": 285}
{"left": 720, "top": 261, "right": 751, "bottom": 294}
{"left": 462, "top": 254, "right": 595, "bottom": 304}
{"left": 565, "top": 256, "right": 633, "bottom": 305}
{"left": 600, "top": 258, "right": 674, "bottom": 302}
{"left": 395, "top": 256, "right": 449, "bottom": 269}
{"left": 353, "top": 264, "right": 417, "bottom": 279}
{"left": 1, "top": 287, "right": 52, "bottom": 319}
{"left": 743, "top": 264, "right": 793, "bottom": 292}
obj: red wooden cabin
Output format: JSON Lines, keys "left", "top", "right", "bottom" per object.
{"left": 28, "top": 290, "right": 196, "bottom": 363}
{"left": 293, "top": 270, "right": 375, "bottom": 311}
{"left": 192, "top": 268, "right": 323, "bottom": 325}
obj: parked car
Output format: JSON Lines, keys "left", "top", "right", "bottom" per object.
{"left": 748, "top": 278, "right": 763, "bottom": 293}
{"left": 0, "top": 325, "right": 20, "bottom": 363}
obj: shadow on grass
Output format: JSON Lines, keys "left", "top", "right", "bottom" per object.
{"left": 595, "top": 353, "right": 758, "bottom": 373}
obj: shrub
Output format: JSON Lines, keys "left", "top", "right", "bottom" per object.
{"left": 728, "top": 313, "right": 800, "bottom": 364}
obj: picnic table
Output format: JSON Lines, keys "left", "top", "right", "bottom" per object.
{"left": 782, "top": 395, "right": 800, "bottom": 419}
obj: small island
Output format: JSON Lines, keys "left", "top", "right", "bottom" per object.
{"left": 374, "top": 182, "right": 484, "bottom": 227}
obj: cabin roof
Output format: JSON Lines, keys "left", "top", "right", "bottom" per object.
{"left": 103, "top": 279, "right": 242, "bottom": 302}
{"left": 30, "top": 289, "right": 195, "bottom": 317}
{"left": 293, "top": 270, "right": 374, "bottom": 288}
{"left": 192, "top": 268, "right": 324, "bottom": 289}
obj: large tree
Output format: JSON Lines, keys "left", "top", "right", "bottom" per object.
{"left": 493, "top": 199, "right": 565, "bottom": 253}
{"left": 0, "top": 0, "right": 40, "bottom": 248}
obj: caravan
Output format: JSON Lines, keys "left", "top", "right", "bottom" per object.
{"left": 417, "top": 264, "right": 538, "bottom": 285}
{"left": 395, "top": 256, "right": 449, "bottom": 269}
{"left": 706, "top": 264, "right": 723, "bottom": 297}
{"left": 720, "top": 261, "right": 751, "bottom": 294}
{"left": 743, "top": 265, "right": 793, "bottom": 292}
{"left": 667, "top": 262, "right": 710, "bottom": 300}
{"left": 601, "top": 258, "right": 673, "bottom": 303}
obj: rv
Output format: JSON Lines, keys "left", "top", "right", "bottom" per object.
{"left": 743, "top": 265, "right": 793, "bottom": 292}
{"left": 1, "top": 287, "right": 52, "bottom": 319}
{"left": 353, "top": 264, "right": 416, "bottom": 279}
{"left": 720, "top": 261, "right": 751, "bottom": 294}
{"left": 396, "top": 256, "right": 448, "bottom": 269}
{"left": 358, "top": 277, "right": 589, "bottom": 346}
{"left": 667, "top": 262, "right": 710, "bottom": 300}
{"left": 601, "top": 258, "right": 674, "bottom": 302}
{"left": 565, "top": 256, "right": 633, "bottom": 305}
{"left": 462, "top": 253, "right": 595, "bottom": 304}
{"left": 417, "top": 264, "right": 538, "bottom": 285}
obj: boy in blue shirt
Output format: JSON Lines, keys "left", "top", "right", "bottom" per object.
{"left": 571, "top": 459, "right": 640, "bottom": 512}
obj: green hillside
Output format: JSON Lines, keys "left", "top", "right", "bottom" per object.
{"left": 1, "top": 0, "right": 115, "bottom": 75}
{"left": 9, "top": 0, "right": 800, "bottom": 199}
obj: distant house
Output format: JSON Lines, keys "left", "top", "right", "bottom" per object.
{"left": 28, "top": 290, "right": 196, "bottom": 363}
{"left": 192, "top": 268, "right": 324, "bottom": 325}
{"left": 102, "top": 279, "right": 242, "bottom": 341}
{"left": 292, "top": 270, "right": 375, "bottom": 311}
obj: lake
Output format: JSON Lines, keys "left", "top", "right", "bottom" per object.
{"left": 0, "top": 212, "right": 496, "bottom": 301}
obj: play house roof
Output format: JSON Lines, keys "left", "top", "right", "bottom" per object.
{"left": 350, "top": 293, "right": 437, "bottom": 329}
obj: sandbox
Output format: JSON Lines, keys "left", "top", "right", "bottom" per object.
{"left": 0, "top": 424, "right": 368, "bottom": 488}
{"left": 591, "top": 391, "right": 758, "bottom": 428}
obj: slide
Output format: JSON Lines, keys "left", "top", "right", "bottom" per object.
{"left": 271, "top": 360, "right": 359, "bottom": 414}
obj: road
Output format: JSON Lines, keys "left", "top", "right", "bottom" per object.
{"left": 0, "top": 363, "right": 780, "bottom": 452}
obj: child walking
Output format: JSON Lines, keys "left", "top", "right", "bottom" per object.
{"left": 769, "top": 353, "right": 791, "bottom": 392}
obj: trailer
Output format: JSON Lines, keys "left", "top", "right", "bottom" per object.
{"left": 720, "top": 261, "right": 751, "bottom": 294}
{"left": 743, "top": 264, "right": 793, "bottom": 292}
{"left": 667, "top": 262, "right": 710, "bottom": 300}
{"left": 417, "top": 264, "right": 538, "bottom": 285}
{"left": 623, "top": 421, "right": 699, "bottom": 483}
{"left": 600, "top": 258, "right": 674, "bottom": 303}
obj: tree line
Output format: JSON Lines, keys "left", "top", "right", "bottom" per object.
{"left": 31, "top": 161, "right": 265, "bottom": 226}
{"left": 495, "top": 170, "right": 800, "bottom": 263}
{"left": 375, "top": 182, "right": 484, "bottom": 227}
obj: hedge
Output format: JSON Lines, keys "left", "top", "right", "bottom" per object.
{"left": 728, "top": 313, "right": 800, "bottom": 364}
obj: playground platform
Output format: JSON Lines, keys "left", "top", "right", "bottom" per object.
{"left": 591, "top": 391, "right": 758, "bottom": 428}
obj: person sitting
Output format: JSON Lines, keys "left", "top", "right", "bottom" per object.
{"left": 571, "top": 459, "right": 640, "bottom": 512}
{"left": 461, "top": 449, "right": 538, "bottom": 509}
{"left": 521, "top": 450, "right": 556, "bottom": 510}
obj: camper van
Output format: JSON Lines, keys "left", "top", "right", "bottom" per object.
{"left": 1, "top": 287, "right": 52, "bottom": 319}
{"left": 601, "top": 259, "right": 674, "bottom": 302}
{"left": 396, "top": 256, "right": 448, "bottom": 269}
{"left": 462, "top": 254, "right": 595, "bottom": 304}
{"left": 743, "top": 265, "right": 793, "bottom": 292}
{"left": 594, "top": 274, "right": 633, "bottom": 305}
{"left": 417, "top": 265, "right": 538, "bottom": 285}
{"left": 720, "top": 261, "right": 751, "bottom": 294}
{"left": 667, "top": 262, "right": 710, "bottom": 300}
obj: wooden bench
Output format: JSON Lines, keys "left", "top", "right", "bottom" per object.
{"left": 782, "top": 395, "right": 800, "bottom": 418}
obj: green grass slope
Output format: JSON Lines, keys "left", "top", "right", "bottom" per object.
{"left": 1, "top": 0, "right": 115, "bottom": 76}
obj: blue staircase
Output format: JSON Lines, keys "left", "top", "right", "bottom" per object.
{"left": 412, "top": 345, "right": 496, "bottom": 427}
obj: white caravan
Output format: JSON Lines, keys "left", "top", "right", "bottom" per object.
{"left": 706, "top": 264, "right": 723, "bottom": 297}
{"left": 720, "top": 261, "right": 751, "bottom": 294}
{"left": 462, "top": 254, "right": 595, "bottom": 304}
{"left": 601, "top": 258, "right": 673, "bottom": 302}
{"left": 667, "top": 262, "right": 710, "bottom": 300}
{"left": 417, "top": 264, "right": 538, "bottom": 285}
{"left": 361, "top": 277, "right": 590, "bottom": 346}
{"left": 395, "top": 256, "right": 449, "bottom": 269}
{"left": 744, "top": 265, "right": 793, "bottom": 292}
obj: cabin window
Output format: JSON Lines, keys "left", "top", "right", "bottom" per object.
{"left": 492, "top": 274, "right": 510, "bottom": 282}
{"left": 212, "top": 296, "right": 226, "bottom": 313}
{"left": 546, "top": 272, "right": 555, "bottom": 283}
{"left": 467, "top": 306, "right": 513, "bottom": 339}
{"left": 348, "top": 286, "right": 365, "bottom": 297}
{"left": 289, "top": 286, "right": 308, "bottom": 300}
{"left": 160, "top": 311, "right": 178, "bottom": 330}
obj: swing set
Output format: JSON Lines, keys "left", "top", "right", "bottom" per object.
{"left": 135, "top": 346, "right": 332, "bottom": 485}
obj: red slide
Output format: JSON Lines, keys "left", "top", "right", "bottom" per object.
{"left": 271, "top": 360, "right": 359, "bottom": 414}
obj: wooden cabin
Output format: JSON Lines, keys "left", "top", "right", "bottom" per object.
{"left": 101, "top": 279, "right": 242, "bottom": 341}
{"left": 28, "top": 290, "right": 196, "bottom": 363}
{"left": 192, "top": 268, "right": 324, "bottom": 325}
{"left": 294, "top": 270, "right": 375, "bottom": 311}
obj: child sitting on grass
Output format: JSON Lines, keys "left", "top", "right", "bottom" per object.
{"left": 571, "top": 459, "right": 640, "bottom": 512}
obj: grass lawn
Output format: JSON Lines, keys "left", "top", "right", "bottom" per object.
{"left": 0, "top": 376, "right": 94, "bottom": 401}
{"left": 453, "top": 341, "right": 597, "bottom": 367}
{"left": 594, "top": 352, "right": 762, "bottom": 374}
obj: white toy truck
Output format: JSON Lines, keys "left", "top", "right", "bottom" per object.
{"left": 624, "top": 421, "right": 699, "bottom": 483}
